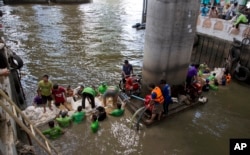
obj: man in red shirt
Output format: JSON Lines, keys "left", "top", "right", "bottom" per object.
{"left": 52, "top": 84, "right": 69, "bottom": 110}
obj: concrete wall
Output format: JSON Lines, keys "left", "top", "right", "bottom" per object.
{"left": 0, "top": 44, "right": 18, "bottom": 155}
{"left": 194, "top": 15, "right": 250, "bottom": 77}
{"left": 142, "top": 0, "right": 200, "bottom": 86}
{"left": 191, "top": 33, "right": 250, "bottom": 70}
{"left": 196, "top": 15, "right": 250, "bottom": 42}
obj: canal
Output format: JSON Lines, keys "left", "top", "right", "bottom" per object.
{"left": 1, "top": 0, "right": 250, "bottom": 154}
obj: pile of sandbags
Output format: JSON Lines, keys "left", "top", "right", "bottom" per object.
{"left": 22, "top": 105, "right": 60, "bottom": 127}
{"left": 199, "top": 67, "right": 225, "bottom": 85}
{"left": 22, "top": 97, "right": 105, "bottom": 126}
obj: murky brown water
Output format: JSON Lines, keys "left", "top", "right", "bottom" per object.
{"left": 1, "top": 0, "right": 250, "bottom": 155}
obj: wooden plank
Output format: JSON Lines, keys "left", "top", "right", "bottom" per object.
{"left": 0, "top": 89, "right": 59, "bottom": 155}
{"left": 12, "top": 105, "right": 17, "bottom": 117}
{"left": 0, "top": 100, "right": 52, "bottom": 155}
{"left": 30, "top": 124, "right": 35, "bottom": 136}
{"left": 45, "top": 140, "right": 51, "bottom": 153}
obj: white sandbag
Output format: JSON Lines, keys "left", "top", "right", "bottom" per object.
{"left": 73, "top": 86, "right": 81, "bottom": 95}
{"left": 34, "top": 108, "right": 42, "bottom": 115}
{"left": 26, "top": 112, "right": 34, "bottom": 120}
{"left": 95, "top": 97, "right": 102, "bottom": 107}
{"left": 22, "top": 105, "right": 60, "bottom": 127}
{"left": 22, "top": 96, "right": 104, "bottom": 126}
{"left": 71, "top": 97, "right": 103, "bottom": 111}
{"left": 171, "top": 97, "right": 178, "bottom": 103}
{"left": 67, "top": 97, "right": 74, "bottom": 103}
{"left": 71, "top": 99, "right": 82, "bottom": 111}
{"left": 211, "top": 68, "right": 225, "bottom": 84}
{"left": 215, "top": 68, "right": 224, "bottom": 80}
{"left": 198, "top": 96, "right": 208, "bottom": 103}
{"left": 25, "top": 106, "right": 35, "bottom": 113}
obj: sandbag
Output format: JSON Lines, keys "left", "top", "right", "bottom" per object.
{"left": 91, "top": 120, "right": 99, "bottom": 133}
{"left": 209, "top": 84, "right": 218, "bottom": 91}
{"left": 109, "top": 109, "right": 124, "bottom": 117}
{"left": 22, "top": 105, "right": 60, "bottom": 127}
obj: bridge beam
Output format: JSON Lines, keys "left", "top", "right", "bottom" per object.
{"left": 142, "top": 0, "right": 200, "bottom": 86}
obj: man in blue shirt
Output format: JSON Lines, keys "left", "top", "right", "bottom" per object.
{"left": 122, "top": 60, "right": 133, "bottom": 78}
{"left": 121, "top": 60, "right": 133, "bottom": 84}
{"left": 160, "top": 80, "right": 172, "bottom": 115}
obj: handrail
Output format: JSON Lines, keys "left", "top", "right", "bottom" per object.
{"left": 0, "top": 89, "right": 60, "bottom": 155}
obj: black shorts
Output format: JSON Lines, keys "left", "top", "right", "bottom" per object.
{"left": 41, "top": 95, "right": 53, "bottom": 104}
{"left": 186, "top": 76, "right": 193, "bottom": 86}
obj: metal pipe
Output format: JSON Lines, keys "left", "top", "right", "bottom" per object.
{"left": 130, "top": 95, "right": 145, "bottom": 102}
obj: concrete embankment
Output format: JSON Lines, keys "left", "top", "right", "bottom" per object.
{"left": 191, "top": 34, "right": 250, "bottom": 83}
{"left": 196, "top": 15, "right": 250, "bottom": 42}
{"left": 192, "top": 15, "right": 250, "bottom": 83}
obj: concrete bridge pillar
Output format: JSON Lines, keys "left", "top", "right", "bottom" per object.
{"left": 142, "top": 0, "right": 200, "bottom": 86}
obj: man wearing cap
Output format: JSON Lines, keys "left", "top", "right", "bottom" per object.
{"left": 122, "top": 60, "right": 134, "bottom": 85}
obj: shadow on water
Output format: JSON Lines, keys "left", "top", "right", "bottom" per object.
{"left": 1, "top": 0, "right": 250, "bottom": 155}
